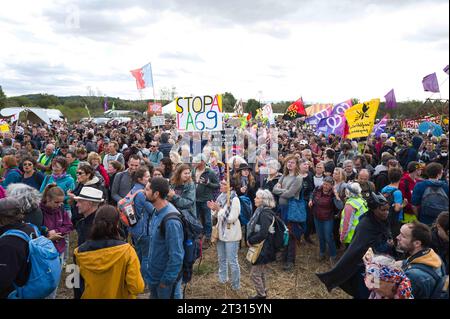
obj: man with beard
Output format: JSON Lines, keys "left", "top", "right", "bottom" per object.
{"left": 144, "top": 177, "right": 184, "bottom": 299}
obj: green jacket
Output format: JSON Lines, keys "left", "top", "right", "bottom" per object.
{"left": 67, "top": 159, "right": 80, "bottom": 182}
{"left": 192, "top": 167, "right": 220, "bottom": 202}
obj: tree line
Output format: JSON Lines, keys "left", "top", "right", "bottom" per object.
{"left": 0, "top": 86, "right": 447, "bottom": 122}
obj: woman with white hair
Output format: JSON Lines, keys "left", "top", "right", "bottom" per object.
{"left": 339, "top": 182, "right": 368, "bottom": 247}
{"left": 246, "top": 189, "right": 278, "bottom": 299}
{"left": 6, "top": 183, "right": 43, "bottom": 227}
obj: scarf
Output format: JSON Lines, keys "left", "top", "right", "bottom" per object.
{"left": 216, "top": 191, "right": 237, "bottom": 236}
{"left": 247, "top": 206, "right": 264, "bottom": 240}
{"left": 52, "top": 172, "right": 68, "bottom": 181}
{"left": 365, "top": 263, "right": 414, "bottom": 299}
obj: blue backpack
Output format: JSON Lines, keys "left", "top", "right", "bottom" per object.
{"left": 238, "top": 195, "right": 253, "bottom": 226}
{"left": 0, "top": 224, "right": 62, "bottom": 299}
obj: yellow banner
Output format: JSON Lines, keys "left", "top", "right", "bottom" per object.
{"left": 0, "top": 123, "right": 10, "bottom": 133}
{"left": 344, "top": 99, "right": 380, "bottom": 139}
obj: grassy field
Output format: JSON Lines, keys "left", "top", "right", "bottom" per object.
{"left": 57, "top": 233, "right": 350, "bottom": 299}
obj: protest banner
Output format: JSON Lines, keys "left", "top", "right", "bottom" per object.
{"left": 151, "top": 115, "right": 165, "bottom": 127}
{"left": 344, "top": 99, "right": 380, "bottom": 139}
{"left": 176, "top": 94, "right": 223, "bottom": 132}
{"left": 262, "top": 103, "right": 275, "bottom": 124}
{"left": 148, "top": 102, "right": 162, "bottom": 114}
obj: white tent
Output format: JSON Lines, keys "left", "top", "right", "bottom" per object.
{"left": 162, "top": 100, "right": 177, "bottom": 115}
{"left": 0, "top": 107, "right": 65, "bottom": 125}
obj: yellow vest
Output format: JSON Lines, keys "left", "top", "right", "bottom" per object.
{"left": 340, "top": 197, "right": 368, "bottom": 244}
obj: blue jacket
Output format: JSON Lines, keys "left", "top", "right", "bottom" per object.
{"left": 146, "top": 202, "right": 184, "bottom": 286}
{"left": 129, "top": 183, "right": 155, "bottom": 241}
{"left": 405, "top": 136, "right": 423, "bottom": 166}
{"left": 402, "top": 248, "right": 445, "bottom": 299}
{"left": 171, "top": 182, "right": 197, "bottom": 217}
{"left": 40, "top": 173, "right": 75, "bottom": 211}
{"left": 148, "top": 151, "right": 163, "bottom": 167}
{"left": 1, "top": 167, "right": 22, "bottom": 188}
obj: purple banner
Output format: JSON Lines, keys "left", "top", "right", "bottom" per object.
{"left": 331, "top": 99, "right": 352, "bottom": 116}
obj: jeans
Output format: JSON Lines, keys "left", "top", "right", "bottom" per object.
{"left": 216, "top": 240, "right": 240, "bottom": 290}
{"left": 149, "top": 279, "right": 182, "bottom": 299}
{"left": 197, "top": 201, "right": 212, "bottom": 239}
{"left": 133, "top": 235, "right": 150, "bottom": 283}
{"left": 304, "top": 205, "right": 315, "bottom": 238}
{"left": 313, "top": 218, "right": 337, "bottom": 258}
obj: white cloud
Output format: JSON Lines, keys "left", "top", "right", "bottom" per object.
{"left": 0, "top": 0, "right": 448, "bottom": 104}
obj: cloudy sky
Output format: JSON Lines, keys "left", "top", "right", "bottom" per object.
{"left": 0, "top": 0, "right": 448, "bottom": 103}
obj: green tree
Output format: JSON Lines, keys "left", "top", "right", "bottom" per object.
{"left": 222, "top": 92, "right": 237, "bottom": 112}
{"left": 35, "top": 94, "right": 60, "bottom": 108}
{"left": 0, "top": 86, "right": 6, "bottom": 108}
{"left": 245, "top": 98, "right": 261, "bottom": 115}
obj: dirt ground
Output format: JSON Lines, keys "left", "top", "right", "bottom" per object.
{"left": 57, "top": 233, "right": 350, "bottom": 299}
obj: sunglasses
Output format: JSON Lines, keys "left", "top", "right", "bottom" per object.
{"left": 23, "top": 162, "right": 33, "bottom": 167}
{"left": 76, "top": 171, "right": 85, "bottom": 175}
{"left": 150, "top": 145, "right": 157, "bottom": 148}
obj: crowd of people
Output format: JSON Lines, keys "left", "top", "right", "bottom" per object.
{"left": 0, "top": 116, "right": 448, "bottom": 299}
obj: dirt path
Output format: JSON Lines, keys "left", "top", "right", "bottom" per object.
{"left": 57, "top": 233, "right": 349, "bottom": 299}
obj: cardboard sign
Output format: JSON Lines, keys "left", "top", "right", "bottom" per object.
{"left": 176, "top": 94, "right": 223, "bottom": 132}
{"left": 148, "top": 102, "right": 162, "bottom": 114}
{"left": 151, "top": 115, "right": 165, "bottom": 127}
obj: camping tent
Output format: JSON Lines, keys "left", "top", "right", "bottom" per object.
{"left": 0, "top": 107, "right": 65, "bottom": 125}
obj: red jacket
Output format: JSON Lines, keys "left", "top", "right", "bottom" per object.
{"left": 96, "top": 164, "right": 110, "bottom": 188}
{"left": 398, "top": 173, "right": 421, "bottom": 215}
{"left": 311, "top": 187, "right": 337, "bottom": 221}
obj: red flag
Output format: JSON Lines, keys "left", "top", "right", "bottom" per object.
{"left": 343, "top": 118, "right": 350, "bottom": 139}
{"left": 247, "top": 112, "right": 252, "bottom": 122}
{"left": 283, "top": 97, "right": 306, "bottom": 119}
{"left": 130, "top": 68, "right": 145, "bottom": 90}
{"left": 293, "top": 97, "right": 307, "bottom": 116}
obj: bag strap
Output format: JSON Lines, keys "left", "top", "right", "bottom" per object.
{"left": 160, "top": 211, "right": 183, "bottom": 238}
{"left": 0, "top": 229, "right": 31, "bottom": 242}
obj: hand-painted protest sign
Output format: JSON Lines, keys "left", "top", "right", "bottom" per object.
{"left": 262, "top": 103, "right": 275, "bottom": 125}
{"left": 151, "top": 115, "right": 165, "bottom": 127}
{"left": 176, "top": 94, "right": 223, "bottom": 132}
{"left": 344, "top": 99, "right": 379, "bottom": 139}
{"left": 148, "top": 102, "right": 162, "bottom": 114}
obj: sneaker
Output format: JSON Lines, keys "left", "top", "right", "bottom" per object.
{"left": 249, "top": 295, "right": 266, "bottom": 299}
{"left": 283, "top": 262, "right": 294, "bottom": 271}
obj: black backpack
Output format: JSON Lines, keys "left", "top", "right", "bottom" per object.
{"left": 408, "top": 263, "right": 449, "bottom": 299}
{"left": 161, "top": 209, "right": 203, "bottom": 285}
{"left": 382, "top": 188, "right": 402, "bottom": 237}
{"left": 397, "top": 147, "right": 409, "bottom": 169}
{"left": 272, "top": 215, "right": 289, "bottom": 252}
